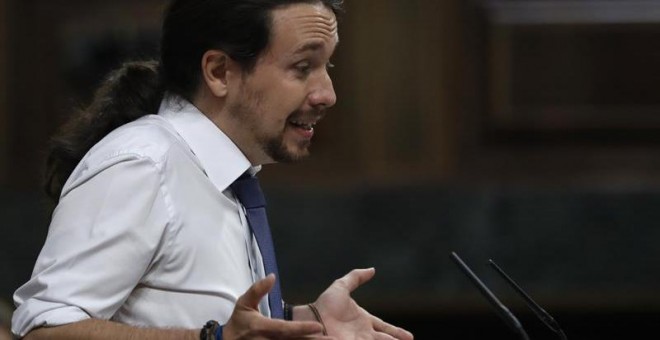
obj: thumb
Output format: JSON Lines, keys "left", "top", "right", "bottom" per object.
{"left": 336, "top": 268, "right": 376, "bottom": 293}
{"left": 237, "top": 274, "right": 276, "bottom": 310}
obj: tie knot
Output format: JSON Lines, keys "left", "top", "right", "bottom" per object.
{"left": 230, "top": 174, "right": 266, "bottom": 208}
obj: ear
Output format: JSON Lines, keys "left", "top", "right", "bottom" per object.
{"left": 200, "top": 50, "right": 234, "bottom": 98}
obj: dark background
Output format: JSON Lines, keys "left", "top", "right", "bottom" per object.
{"left": 2, "top": 0, "right": 660, "bottom": 338}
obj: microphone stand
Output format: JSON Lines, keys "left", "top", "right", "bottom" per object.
{"left": 489, "top": 260, "right": 568, "bottom": 340}
{"left": 451, "top": 252, "right": 530, "bottom": 340}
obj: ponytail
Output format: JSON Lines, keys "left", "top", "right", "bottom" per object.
{"left": 44, "top": 60, "right": 164, "bottom": 202}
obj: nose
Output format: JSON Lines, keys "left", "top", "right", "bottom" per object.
{"left": 308, "top": 71, "right": 337, "bottom": 109}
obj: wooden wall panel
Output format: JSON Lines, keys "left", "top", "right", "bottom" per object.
{"left": 342, "top": 0, "right": 465, "bottom": 185}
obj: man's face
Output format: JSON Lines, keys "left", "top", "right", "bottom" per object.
{"left": 227, "top": 2, "right": 338, "bottom": 164}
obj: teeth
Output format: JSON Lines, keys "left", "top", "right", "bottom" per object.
{"left": 290, "top": 120, "right": 315, "bottom": 129}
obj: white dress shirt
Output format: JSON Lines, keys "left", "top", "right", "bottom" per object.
{"left": 12, "top": 96, "right": 271, "bottom": 337}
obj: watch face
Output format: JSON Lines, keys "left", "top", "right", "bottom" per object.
{"left": 201, "top": 320, "right": 221, "bottom": 340}
{"left": 201, "top": 320, "right": 215, "bottom": 340}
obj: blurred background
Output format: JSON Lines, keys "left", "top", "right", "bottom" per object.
{"left": 2, "top": 0, "right": 660, "bottom": 338}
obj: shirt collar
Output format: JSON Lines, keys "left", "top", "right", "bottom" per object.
{"left": 157, "top": 95, "right": 261, "bottom": 192}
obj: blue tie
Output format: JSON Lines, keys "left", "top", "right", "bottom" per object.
{"left": 230, "top": 174, "right": 284, "bottom": 319}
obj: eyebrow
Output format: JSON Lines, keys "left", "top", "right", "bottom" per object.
{"left": 293, "top": 42, "right": 325, "bottom": 55}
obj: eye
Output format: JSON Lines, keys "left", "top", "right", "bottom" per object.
{"left": 294, "top": 61, "right": 312, "bottom": 77}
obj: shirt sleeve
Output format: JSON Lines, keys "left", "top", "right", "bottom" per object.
{"left": 11, "top": 154, "right": 171, "bottom": 337}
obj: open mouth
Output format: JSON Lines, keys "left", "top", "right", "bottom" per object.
{"left": 288, "top": 119, "right": 315, "bottom": 131}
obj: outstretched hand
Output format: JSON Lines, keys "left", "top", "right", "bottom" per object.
{"left": 311, "top": 268, "right": 414, "bottom": 340}
{"left": 223, "top": 274, "right": 334, "bottom": 340}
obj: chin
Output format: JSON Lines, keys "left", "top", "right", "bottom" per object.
{"left": 266, "top": 141, "right": 311, "bottom": 163}
{"left": 274, "top": 150, "right": 310, "bottom": 163}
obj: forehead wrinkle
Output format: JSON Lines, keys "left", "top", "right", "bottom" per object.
{"left": 297, "top": 20, "right": 338, "bottom": 43}
{"left": 297, "top": 30, "right": 338, "bottom": 45}
{"left": 277, "top": 11, "right": 337, "bottom": 29}
{"left": 295, "top": 13, "right": 336, "bottom": 24}
{"left": 296, "top": 18, "right": 337, "bottom": 32}
{"left": 299, "top": 21, "right": 338, "bottom": 34}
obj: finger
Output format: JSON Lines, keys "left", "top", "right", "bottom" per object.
{"left": 237, "top": 274, "right": 276, "bottom": 310}
{"left": 256, "top": 318, "right": 324, "bottom": 338}
{"left": 374, "top": 332, "right": 398, "bottom": 340}
{"left": 372, "top": 315, "right": 414, "bottom": 340}
{"left": 335, "top": 268, "right": 376, "bottom": 292}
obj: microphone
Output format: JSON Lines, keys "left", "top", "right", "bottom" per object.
{"left": 451, "top": 251, "right": 568, "bottom": 339}
{"left": 450, "top": 252, "right": 530, "bottom": 340}
{"left": 488, "top": 259, "right": 568, "bottom": 340}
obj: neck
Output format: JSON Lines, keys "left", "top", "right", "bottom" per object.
{"left": 191, "top": 88, "right": 272, "bottom": 166}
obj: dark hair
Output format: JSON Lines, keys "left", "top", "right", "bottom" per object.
{"left": 45, "top": 0, "right": 344, "bottom": 201}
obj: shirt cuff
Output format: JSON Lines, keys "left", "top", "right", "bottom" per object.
{"left": 12, "top": 301, "right": 91, "bottom": 337}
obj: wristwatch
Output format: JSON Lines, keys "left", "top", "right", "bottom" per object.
{"left": 200, "top": 320, "right": 223, "bottom": 340}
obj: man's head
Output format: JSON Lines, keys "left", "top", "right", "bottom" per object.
{"left": 161, "top": 0, "right": 342, "bottom": 165}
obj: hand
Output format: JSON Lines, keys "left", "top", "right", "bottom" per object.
{"left": 308, "top": 268, "right": 414, "bottom": 340}
{"left": 223, "top": 274, "right": 335, "bottom": 340}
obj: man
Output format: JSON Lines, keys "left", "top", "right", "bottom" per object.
{"left": 12, "top": 0, "right": 414, "bottom": 339}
